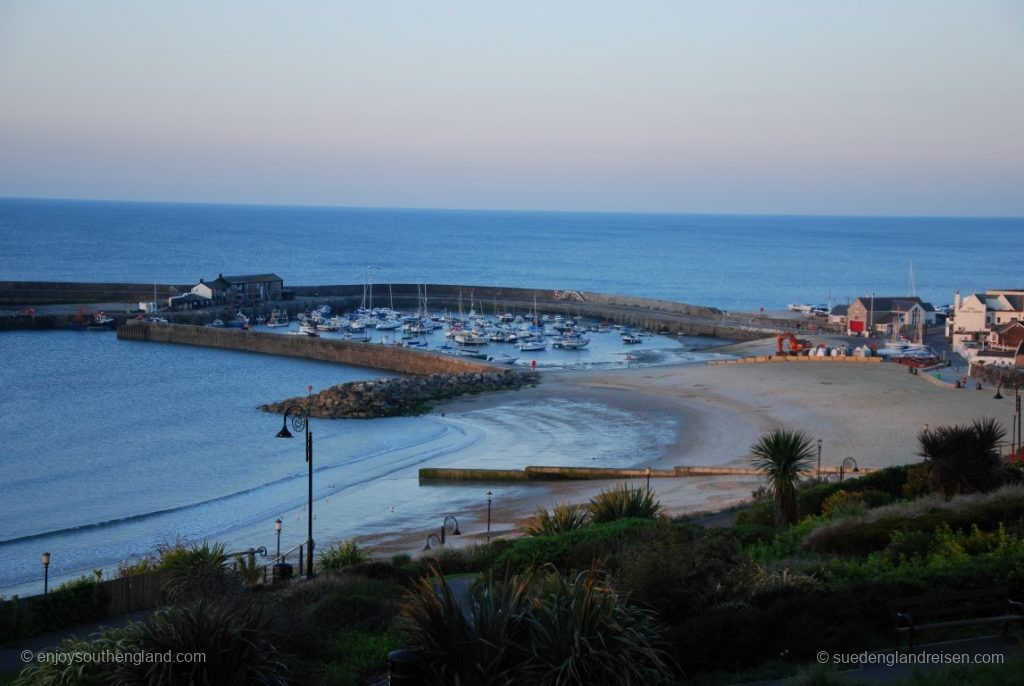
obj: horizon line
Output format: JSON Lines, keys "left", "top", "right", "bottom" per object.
{"left": 1, "top": 194, "right": 1022, "bottom": 222}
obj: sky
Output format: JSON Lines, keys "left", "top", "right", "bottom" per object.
{"left": 0, "top": 1, "right": 1022, "bottom": 216}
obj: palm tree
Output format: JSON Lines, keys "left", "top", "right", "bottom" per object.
{"left": 919, "top": 418, "right": 1005, "bottom": 498}
{"left": 749, "top": 429, "right": 816, "bottom": 527}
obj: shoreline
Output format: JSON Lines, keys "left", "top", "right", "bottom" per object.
{"left": 355, "top": 336, "right": 1017, "bottom": 558}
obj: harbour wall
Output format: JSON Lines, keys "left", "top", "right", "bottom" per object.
{"left": 3, "top": 280, "right": 844, "bottom": 339}
{"left": 419, "top": 464, "right": 874, "bottom": 483}
{"left": 116, "top": 322, "right": 501, "bottom": 376}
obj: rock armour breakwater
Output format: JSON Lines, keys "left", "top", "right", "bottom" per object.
{"left": 261, "top": 371, "right": 539, "bottom": 419}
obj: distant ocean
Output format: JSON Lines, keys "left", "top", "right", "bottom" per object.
{"left": 3, "top": 197, "right": 1021, "bottom": 311}
{"left": 1, "top": 197, "right": 1021, "bottom": 596}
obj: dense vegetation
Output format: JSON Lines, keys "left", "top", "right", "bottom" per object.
{"left": 7, "top": 420, "right": 1024, "bottom": 685}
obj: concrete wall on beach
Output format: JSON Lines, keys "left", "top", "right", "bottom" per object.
{"left": 117, "top": 322, "right": 499, "bottom": 376}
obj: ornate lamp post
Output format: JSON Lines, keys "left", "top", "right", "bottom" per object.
{"left": 440, "top": 515, "right": 461, "bottom": 546}
{"left": 423, "top": 533, "right": 441, "bottom": 551}
{"left": 486, "top": 491, "right": 493, "bottom": 543}
{"left": 646, "top": 466, "right": 652, "bottom": 491}
{"left": 42, "top": 552, "right": 50, "bottom": 594}
{"left": 839, "top": 457, "right": 859, "bottom": 482}
{"left": 275, "top": 404, "right": 314, "bottom": 577}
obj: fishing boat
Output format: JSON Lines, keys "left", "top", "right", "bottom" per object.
{"left": 266, "top": 310, "right": 290, "bottom": 327}
{"left": 86, "top": 311, "right": 115, "bottom": 330}
{"left": 516, "top": 337, "right": 547, "bottom": 352}
{"left": 225, "top": 312, "right": 250, "bottom": 329}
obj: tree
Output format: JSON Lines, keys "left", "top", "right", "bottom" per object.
{"left": 919, "top": 418, "right": 1005, "bottom": 498}
{"left": 749, "top": 429, "right": 816, "bottom": 527}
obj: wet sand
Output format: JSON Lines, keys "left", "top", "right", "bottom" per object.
{"left": 358, "top": 336, "right": 1017, "bottom": 556}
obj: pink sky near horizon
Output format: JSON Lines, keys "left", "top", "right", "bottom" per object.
{"left": 1, "top": 0, "right": 1022, "bottom": 216}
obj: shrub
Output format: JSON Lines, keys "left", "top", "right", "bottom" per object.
{"left": 30, "top": 575, "right": 109, "bottom": 635}
{"left": 11, "top": 622, "right": 142, "bottom": 686}
{"left": 525, "top": 502, "right": 590, "bottom": 535}
{"left": 398, "top": 564, "right": 673, "bottom": 685}
{"left": 116, "top": 600, "right": 288, "bottom": 685}
{"left": 319, "top": 540, "right": 368, "bottom": 571}
{"left": 588, "top": 484, "right": 662, "bottom": 524}
{"left": 734, "top": 499, "right": 775, "bottom": 527}
{"left": 162, "top": 541, "right": 235, "bottom": 601}
{"left": 322, "top": 627, "right": 403, "bottom": 685}
{"left": 491, "top": 517, "right": 661, "bottom": 575}
{"left": 802, "top": 484, "right": 1024, "bottom": 556}
{"left": 920, "top": 419, "right": 1006, "bottom": 498}
{"left": 269, "top": 573, "right": 399, "bottom": 660}
{"left": 797, "top": 464, "right": 910, "bottom": 517}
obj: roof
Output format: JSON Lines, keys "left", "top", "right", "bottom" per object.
{"left": 976, "top": 350, "right": 1017, "bottom": 358}
{"left": 995, "top": 321, "right": 1024, "bottom": 334}
{"left": 830, "top": 304, "right": 849, "bottom": 316}
{"left": 195, "top": 277, "right": 231, "bottom": 290}
{"left": 852, "top": 296, "right": 933, "bottom": 314}
{"left": 171, "top": 293, "right": 209, "bottom": 302}
{"left": 223, "top": 273, "right": 283, "bottom": 284}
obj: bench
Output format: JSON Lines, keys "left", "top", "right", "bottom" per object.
{"left": 889, "top": 588, "right": 1024, "bottom": 649}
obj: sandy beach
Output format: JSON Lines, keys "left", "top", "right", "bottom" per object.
{"left": 363, "top": 336, "right": 1019, "bottom": 556}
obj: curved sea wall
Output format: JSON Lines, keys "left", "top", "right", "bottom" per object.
{"left": 261, "top": 371, "right": 539, "bottom": 419}
{"left": 117, "top": 322, "right": 503, "bottom": 376}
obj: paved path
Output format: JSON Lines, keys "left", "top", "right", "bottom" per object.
{"left": 0, "top": 610, "right": 152, "bottom": 676}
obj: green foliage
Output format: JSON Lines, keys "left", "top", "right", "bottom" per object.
{"left": 588, "top": 484, "right": 662, "bottom": 524}
{"left": 750, "top": 429, "right": 817, "bottom": 526}
{"left": 746, "top": 517, "right": 823, "bottom": 563}
{"left": 269, "top": 572, "right": 399, "bottom": 666}
{"left": 801, "top": 485, "right": 1024, "bottom": 556}
{"left": 11, "top": 623, "right": 143, "bottom": 686}
{"left": 525, "top": 502, "right": 591, "bottom": 535}
{"left": 318, "top": 540, "right": 368, "bottom": 572}
{"left": 398, "top": 564, "right": 673, "bottom": 685}
{"left": 389, "top": 553, "right": 412, "bottom": 567}
{"left": 162, "top": 541, "right": 234, "bottom": 601}
{"left": 234, "top": 553, "right": 265, "bottom": 589}
{"left": 734, "top": 499, "right": 775, "bottom": 527}
{"left": 321, "top": 628, "right": 402, "bottom": 686}
{"left": 491, "top": 517, "right": 661, "bottom": 575}
{"left": 116, "top": 537, "right": 191, "bottom": 578}
{"left": 919, "top": 418, "right": 1006, "bottom": 498}
{"left": 796, "top": 464, "right": 910, "bottom": 518}
{"left": 116, "top": 600, "right": 288, "bottom": 685}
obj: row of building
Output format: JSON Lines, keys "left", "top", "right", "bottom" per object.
{"left": 167, "top": 273, "right": 286, "bottom": 309}
{"left": 947, "top": 289, "right": 1024, "bottom": 368}
{"left": 827, "top": 296, "right": 938, "bottom": 340}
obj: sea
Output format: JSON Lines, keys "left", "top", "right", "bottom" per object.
{"left": 1, "top": 197, "right": 1021, "bottom": 596}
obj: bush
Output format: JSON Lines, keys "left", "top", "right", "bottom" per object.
{"left": 321, "top": 627, "right": 402, "bottom": 686}
{"left": 319, "top": 540, "right": 368, "bottom": 571}
{"left": 399, "top": 564, "right": 673, "bottom": 685}
{"left": 734, "top": 499, "right": 775, "bottom": 527}
{"left": 30, "top": 575, "right": 109, "bottom": 635}
{"left": 802, "top": 485, "right": 1024, "bottom": 556}
{"left": 117, "top": 600, "right": 288, "bottom": 685}
{"left": 12, "top": 622, "right": 142, "bottom": 685}
{"left": 525, "top": 502, "right": 590, "bottom": 535}
{"left": 269, "top": 572, "right": 399, "bottom": 661}
{"left": 162, "top": 541, "right": 236, "bottom": 601}
{"left": 797, "top": 464, "right": 910, "bottom": 518}
{"left": 491, "top": 518, "right": 661, "bottom": 575}
{"left": 588, "top": 484, "right": 662, "bottom": 524}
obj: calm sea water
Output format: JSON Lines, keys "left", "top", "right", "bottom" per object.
{"left": 1, "top": 198, "right": 1022, "bottom": 595}
{"left": 3, "top": 197, "right": 1021, "bottom": 311}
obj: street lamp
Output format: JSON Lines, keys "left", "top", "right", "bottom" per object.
{"left": 817, "top": 439, "right": 822, "bottom": 478}
{"left": 839, "top": 457, "right": 859, "bottom": 482}
{"left": 486, "top": 491, "right": 493, "bottom": 543}
{"left": 42, "top": 552, "right": 50, "bottom": 594}
{"left": 423, "top": 533, "right": 441, "bottom": 551}
{"left": 441, "top": 515, "right": 461, "bottom": 546}
{"left": 646, "top": 466, "right": 652, "bottom": 491}
{"left": 274, "top": 518, "right": 282, "bottom": 559}
{"left": 275, "top": 403, "right": 315, "bottom": 578}
{"left": 994, "top": 383, "right": 1003, "bottom": 400}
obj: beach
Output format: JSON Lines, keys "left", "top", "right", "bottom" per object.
{"left": 365, "top": 336, "right": 1018, "bottom": 555}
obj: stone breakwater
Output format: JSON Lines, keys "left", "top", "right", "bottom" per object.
{"left": 261, "top": 370, "right": 540, "bottom": 419}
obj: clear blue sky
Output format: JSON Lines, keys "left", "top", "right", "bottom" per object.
{"left": 1, "top": 1, "right": 1021, "bottom": 215}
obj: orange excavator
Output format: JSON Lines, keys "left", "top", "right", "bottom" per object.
{"left": 776, "top": 333, "right": 812, "bottom": 355}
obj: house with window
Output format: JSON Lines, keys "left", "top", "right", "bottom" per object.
{"left": 191, "top": 275, "right": 233, "bottom": 303}
{"left": 222, "top": 273, "right": 283, "bottom": 303}
{"left": 949, "top": 289, "right": 1024, "bottom": 355}
{"left": 846, "top": 296, "right": 935, "bottom": 337}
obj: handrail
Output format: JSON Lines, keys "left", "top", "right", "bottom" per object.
{"left": 262, "top": 541, "right": 308, "bottom": 583}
